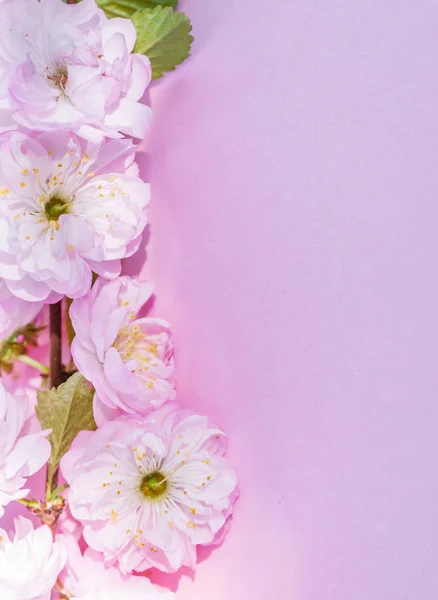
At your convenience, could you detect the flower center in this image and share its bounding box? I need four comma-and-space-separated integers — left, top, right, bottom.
115, 325, 159, 368
47, 64, 68, 92
140, 471, 168, 499
44, 193, 70, 221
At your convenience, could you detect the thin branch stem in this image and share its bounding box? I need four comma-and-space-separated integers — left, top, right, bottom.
49, 300, 64, 497
49, 483, 69, 502
17, 498, 40, 508
49, 302, 63, 389
16, 354, 49, 375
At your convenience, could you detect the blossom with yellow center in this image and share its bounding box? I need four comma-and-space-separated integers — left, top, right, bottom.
0, 131, 149, 302
70, 276, 175, 422
61, 403, 239, 574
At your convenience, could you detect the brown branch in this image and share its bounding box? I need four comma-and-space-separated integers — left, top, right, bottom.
49, 302, 63, 389
48, 301, 64, 496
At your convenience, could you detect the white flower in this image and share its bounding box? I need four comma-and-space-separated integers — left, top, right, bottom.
0, 383, 50, 516
59, 535, 175, 600
0, 517, 66, 600
0, 0, 151, 141
61, 403, 239, 574
0, 131, 149, 301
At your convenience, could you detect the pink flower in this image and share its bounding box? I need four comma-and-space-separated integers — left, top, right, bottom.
0, 284, 42, 341
58, 535, 175, 600
0, 383, 51, 516
57, 495, 83, 543
0, 517, 66, 600
0, 363, 42, 403
70, 277, 175, 421
0, 0, 151, 141
0, 131, 149, 302
61, 403, 238, 573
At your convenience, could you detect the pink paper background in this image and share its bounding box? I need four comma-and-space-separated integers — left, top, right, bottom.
3, 1, 438, 598
137, 0, 438, 597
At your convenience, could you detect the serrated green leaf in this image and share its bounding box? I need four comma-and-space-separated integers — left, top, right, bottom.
96, 0, 177, 19
36, 373, 96, 494
132, 6, 193, 79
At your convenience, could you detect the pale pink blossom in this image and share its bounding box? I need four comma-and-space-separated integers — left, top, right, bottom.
0, 284, 42, 342
0, 517, 66, 600
61, 403, 238, 573
0, 0, 151, 141
0, 131, 149, 302
57, 496, 83, 543
0, 383, 50, 515
1, 363, 42, 403
70, 277, 174, 421
58, 535, 175, 600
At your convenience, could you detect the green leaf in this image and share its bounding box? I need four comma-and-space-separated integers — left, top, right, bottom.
132, 6, 193, 79
96, 0, 177, 19
36, 373, 96, 495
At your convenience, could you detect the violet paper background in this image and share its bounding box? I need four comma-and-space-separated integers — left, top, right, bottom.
3, 0, 438, 598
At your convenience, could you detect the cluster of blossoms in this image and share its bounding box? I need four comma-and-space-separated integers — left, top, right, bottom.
0, 0, 238, 598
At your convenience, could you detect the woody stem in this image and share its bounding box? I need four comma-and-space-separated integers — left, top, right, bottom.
49, 302, 63, 389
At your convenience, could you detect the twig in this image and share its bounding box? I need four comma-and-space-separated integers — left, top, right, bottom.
16, 354, 49, 375
49, 302, 63, 389
26, 496, 66, 537
48, 301, 64, 496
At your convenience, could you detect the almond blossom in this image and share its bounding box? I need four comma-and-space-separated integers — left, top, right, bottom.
58, 535, 175, 600
0, 517, 66, 600
0, 131, 149, 302
57, 497, 83, 543
70, 276, 175, 421
0, 361, 42, 402
61, 403, 239, 573
0, 383, 50, 515
0, 0, 151, 141
0, 284, 42, 343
